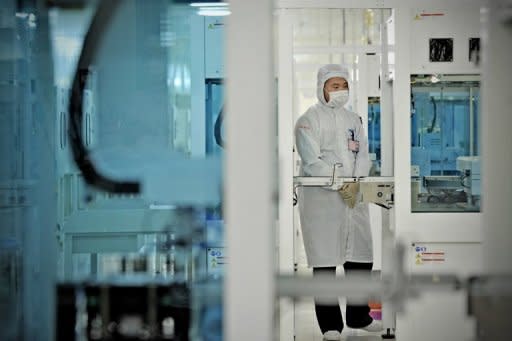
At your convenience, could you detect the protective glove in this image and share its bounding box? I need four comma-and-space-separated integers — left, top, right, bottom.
338, 182, 360, 208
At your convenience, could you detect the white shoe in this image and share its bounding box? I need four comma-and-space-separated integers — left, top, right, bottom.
360, 319, 383, 332
322, 330, 342, 340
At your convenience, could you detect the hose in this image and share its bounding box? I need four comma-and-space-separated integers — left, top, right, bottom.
68, 0, 140, 193
214, 107, 225, 148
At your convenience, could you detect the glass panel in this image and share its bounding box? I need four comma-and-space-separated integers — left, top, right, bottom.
411, 74, 481, 212
293, 9, 392, 48
1, 1, 55, 338
2, 0, 227, 339
293, 9, 334, 47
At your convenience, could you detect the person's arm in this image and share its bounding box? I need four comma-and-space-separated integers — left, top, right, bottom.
295, 115, 334, 176
353, 118, 371, 176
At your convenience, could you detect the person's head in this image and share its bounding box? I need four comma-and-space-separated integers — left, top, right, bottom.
323, 77, 349, 102
316, 64, 351, 108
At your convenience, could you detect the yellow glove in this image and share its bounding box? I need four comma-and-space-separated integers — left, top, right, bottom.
338, 182, 360, 208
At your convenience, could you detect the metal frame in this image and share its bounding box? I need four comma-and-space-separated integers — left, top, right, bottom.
380, 14, 394, 176
190, 14, 207, 158
480, 1, 512, 275
277, 8, 296, 341
225, 1, 275, 340
60, 209, 177, 277
276, 4, 397, 340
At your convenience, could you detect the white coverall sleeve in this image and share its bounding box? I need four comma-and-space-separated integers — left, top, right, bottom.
353, 120, 371, 176
295, 115, 333, 176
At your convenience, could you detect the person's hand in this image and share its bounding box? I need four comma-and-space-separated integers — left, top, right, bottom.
348, 140, 359, 152
338, 182, 360, 208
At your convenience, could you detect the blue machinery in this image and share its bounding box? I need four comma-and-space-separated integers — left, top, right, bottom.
1, 1, 226, 340
368, 77, 481, 213
57, 2, 226, 340
410, 75, 481, 212
365, 76, 480, 212
368, 97, 381, 175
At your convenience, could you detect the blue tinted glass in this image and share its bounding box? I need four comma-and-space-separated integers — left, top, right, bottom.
410, 75, 480, 212
368, 98, 381, 175
1, 1, 227, 340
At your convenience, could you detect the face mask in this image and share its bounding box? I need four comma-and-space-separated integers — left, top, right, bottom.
327, 90, 349, 107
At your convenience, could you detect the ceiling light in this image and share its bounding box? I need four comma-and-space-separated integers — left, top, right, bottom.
197, 8, 231, 16
190, 2, 228, 7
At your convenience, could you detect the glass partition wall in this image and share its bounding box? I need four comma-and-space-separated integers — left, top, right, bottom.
1, 1, 227, 340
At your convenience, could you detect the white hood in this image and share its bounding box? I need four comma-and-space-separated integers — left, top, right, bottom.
316, 64, 352, 106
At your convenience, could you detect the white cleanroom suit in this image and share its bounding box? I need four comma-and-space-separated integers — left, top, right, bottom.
295, 64, 372, 267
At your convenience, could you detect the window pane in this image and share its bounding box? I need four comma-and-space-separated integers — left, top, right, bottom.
411, 75, 481, 212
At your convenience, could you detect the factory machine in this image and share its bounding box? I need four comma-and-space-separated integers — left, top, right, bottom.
55, 2, 227, 340
1, 1, 227, 340
3, 2, 509, 341
410, 75, 481, 212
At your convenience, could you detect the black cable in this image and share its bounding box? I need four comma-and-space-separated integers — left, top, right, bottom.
214, 107, 225, 148
427, 96, 437, 133
68, 0, 140, 193
293, 185, 298, 206
375, 202, 391, 210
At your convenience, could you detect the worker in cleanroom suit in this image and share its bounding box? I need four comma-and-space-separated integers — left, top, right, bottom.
295, 64, 382, 340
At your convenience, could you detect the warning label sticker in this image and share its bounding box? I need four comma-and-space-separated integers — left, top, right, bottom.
414, 245, 446, 265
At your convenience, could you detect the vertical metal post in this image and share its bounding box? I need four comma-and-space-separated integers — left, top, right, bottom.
381, 207, 396, 336
357, 54, 369, 125
277, 8, 295, 341
469, 86, 474, 156
190, 14, 206, 158
480, 3, 512, 275
392, 7, 412, 231
225, 1, 275, 340
380, 13, 394, 177
30, 4, 58, 339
